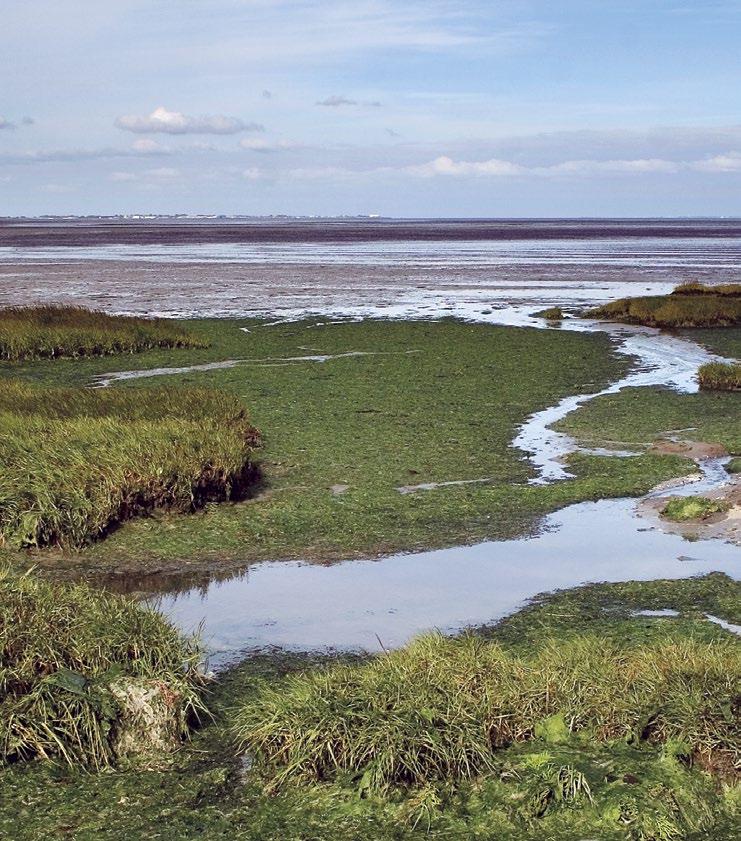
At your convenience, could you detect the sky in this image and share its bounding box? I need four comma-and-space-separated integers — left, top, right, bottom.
1, 0, 740, 217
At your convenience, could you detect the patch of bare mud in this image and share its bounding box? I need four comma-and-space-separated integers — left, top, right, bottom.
649, 439, 728, 459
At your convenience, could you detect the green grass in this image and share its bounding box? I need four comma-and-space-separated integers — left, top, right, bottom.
0, 318, 694, 571
698, 361, 741, 391
587, 288, 741, 328
1, 575, 738, 840
556, 385, 741, 456
0, 381, 260, 549
234, 634, 739, 793
727, 458, 741, 474
0, 568, 206, 769
681, 326, 741, 358
0, 305, 206, 361
660, 496, 730, 522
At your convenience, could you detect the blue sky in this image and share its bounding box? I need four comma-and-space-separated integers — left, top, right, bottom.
2, 0, 740, 216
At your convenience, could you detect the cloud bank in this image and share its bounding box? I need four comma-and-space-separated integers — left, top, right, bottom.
115, 106, 263, 135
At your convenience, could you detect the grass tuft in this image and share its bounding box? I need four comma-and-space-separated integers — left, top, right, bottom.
0, 382, 260, 549
0, 568, 207, 768
534, 306, 564, 320
660, 495, 730, 522
671, 281, 741, 297
0, 305, 207, 361
234, 633, 740, 793
587, 287, 741, 328
698, 360, 741, 391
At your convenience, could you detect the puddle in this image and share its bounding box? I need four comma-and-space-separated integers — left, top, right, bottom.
155, 491, 739, 669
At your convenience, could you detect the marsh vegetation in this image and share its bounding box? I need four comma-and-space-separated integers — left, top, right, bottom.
0, 318, 696, 572
0, 381, 260, 549
698, 361, 741, 391
660, 496, 730, 522
235, 633, 739, 792
588, 282, 741, 328
0, 305, 206, 361
1, 575, 738, 840
0, 568, 206, 769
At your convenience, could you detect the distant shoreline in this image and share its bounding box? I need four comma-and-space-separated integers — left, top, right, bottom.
2, 217, 741, 248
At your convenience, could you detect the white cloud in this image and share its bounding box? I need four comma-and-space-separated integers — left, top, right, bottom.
406, 155, 525, 177
110, 171, 138, 182
316, 95, 357, 107
239, 137, 300, 152
131, 138, 167, 153
115, 106, 263, 135
277, 150, 741, 182
691, 151, 741, 172
287, 165, 355, 179
41, 183, 74, 193
315, 95, 382, 108
542, 158, 681, 176
242, 167, 264, 180
146, 166, 180, 178
0, 145, 173, 164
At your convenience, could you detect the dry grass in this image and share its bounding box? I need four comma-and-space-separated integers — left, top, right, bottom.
0, 305, 206, 361
698, 361, 741, 391
671, 281, 741, 297
0, 567, 207, 768
534, 306, 564, 320
0, 382, 260, 549
588, 283, 741, 328
234, 633, 740, 792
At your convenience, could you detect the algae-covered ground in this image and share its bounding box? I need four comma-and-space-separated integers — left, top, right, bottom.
1, 574, 738, 841
0, 318, 695, 574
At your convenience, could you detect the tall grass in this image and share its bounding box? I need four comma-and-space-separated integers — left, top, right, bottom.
698, 361, 741, 391
0, 382, 260, 549
234, 633, 740, 792
0, 305, 207, 361
671, 281, 741, 297
588, 291, 741, 328
0, 568, 206, 767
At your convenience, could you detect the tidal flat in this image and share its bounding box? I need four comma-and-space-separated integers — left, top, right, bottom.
0, 317, 710, 577
0, 249, 739, 840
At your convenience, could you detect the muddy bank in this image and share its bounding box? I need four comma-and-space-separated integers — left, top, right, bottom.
639, 454, 741, 546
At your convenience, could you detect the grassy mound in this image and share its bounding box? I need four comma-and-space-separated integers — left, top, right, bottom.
234, 633, 740, 793
660, 495, 730, 522
0, 305, 207, 361
588, 283, 741, 328
0, 382, 260, 549
727, 458, 741, 474
534, 306, 564, 320
698, 360, 741, 391
672, 281, 741, 297
0, 568, 206, 768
